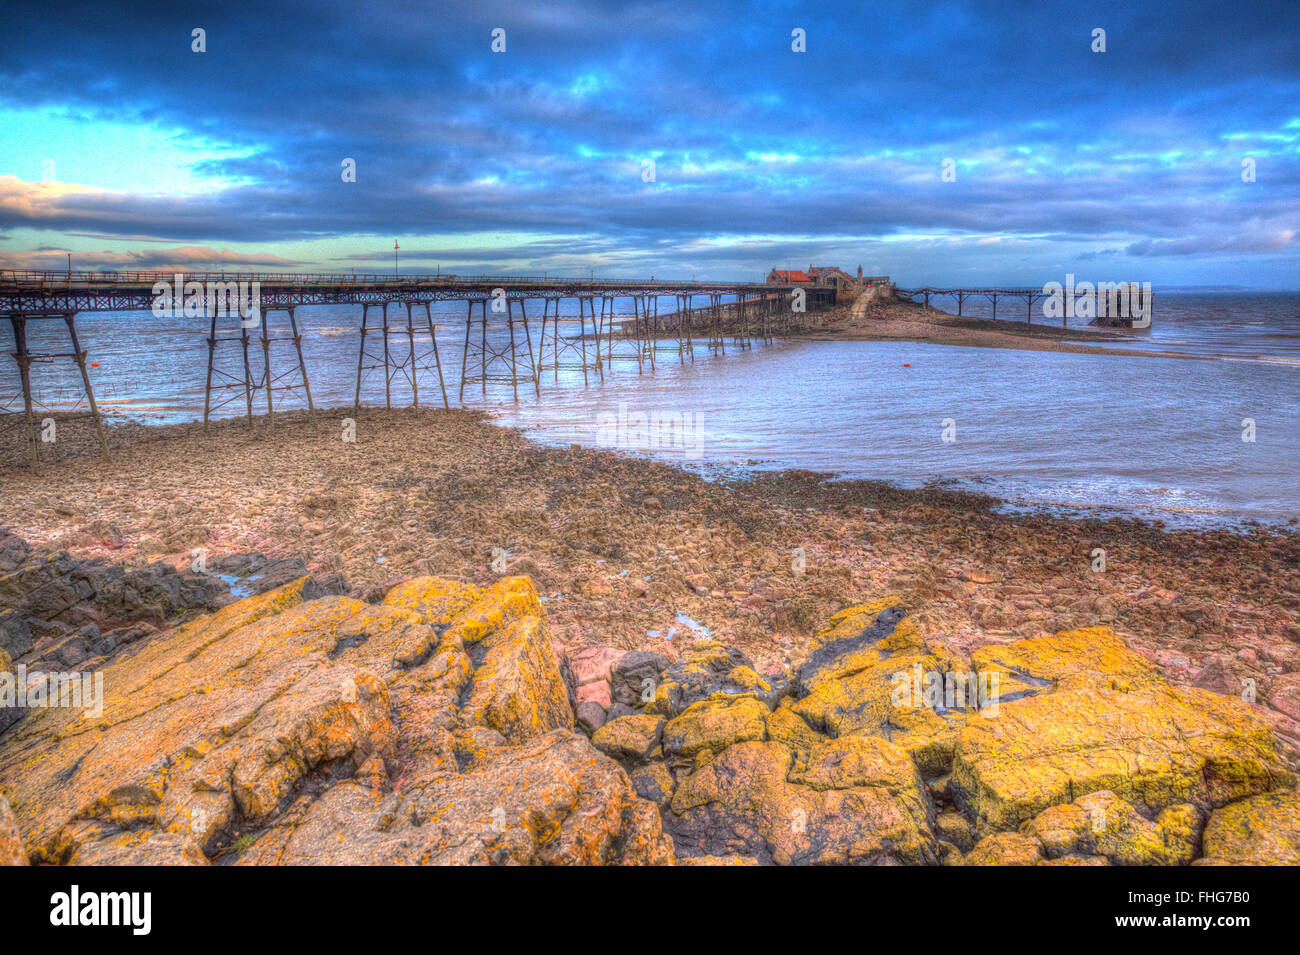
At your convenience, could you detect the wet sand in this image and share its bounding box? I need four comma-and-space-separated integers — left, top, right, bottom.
2, 408, 1297, 759
801, 294, 1204, 360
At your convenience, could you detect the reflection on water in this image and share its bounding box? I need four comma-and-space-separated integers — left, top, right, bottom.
3, 292, 1297, 529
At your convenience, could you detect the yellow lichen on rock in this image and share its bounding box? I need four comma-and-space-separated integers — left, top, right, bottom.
1198, 790, 1300, 865
593, 714, 665, 761
0, 574, 671, 866
670, 739, 937, 865
970, 626, 1162, 692
954, 631, 1293, 835
662, 696, 768, 757
462, 610, 574, 743
1022, 789, 1201, 865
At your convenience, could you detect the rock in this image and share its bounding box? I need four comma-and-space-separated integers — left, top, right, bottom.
963, 831, 1044, 866
0, 609, 32, 659
456, 579, 574, 743
766, 702, 828, 757
1268, 672, 1300, 722
570, 645, 625, 686
0, 530, 29, 572
1022, 790, 1201, 865
630, 763, 676, 807
955, 628, 1294, 835
934, 808, 974, 852
662, 696, 768, 758
0, 575, 671, 865
669, 740, 938, 865
0, 794, 29, 865
592, 714, 665, 761
789, 598, 968, 777
575, 701, 608, 734
577, 679, 612, 710
644, 641, 786, 716
0, 648, 21, 735
610, 651, 669, 707
1192, 655, 1240, 696
1199, 790, 1300, 865
789, 735, 919, 791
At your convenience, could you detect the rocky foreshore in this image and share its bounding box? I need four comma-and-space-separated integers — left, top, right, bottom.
1, 408, 1298, 864
1, 567, 1296, 865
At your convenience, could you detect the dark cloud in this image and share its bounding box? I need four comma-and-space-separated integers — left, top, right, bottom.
0, 0, 1297, 283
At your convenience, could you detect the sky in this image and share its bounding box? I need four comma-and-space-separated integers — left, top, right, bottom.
0, 0, 1297, 287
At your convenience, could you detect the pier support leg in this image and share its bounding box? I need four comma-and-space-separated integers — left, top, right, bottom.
405, 302, 420, 409
459, 301, 472, 403
519, 299, 540, 397
422, 302, 450, 410
354, 303, 371, 415
505, 299, 520, 402
382, 302, 392, 409
61, 313, 108, 459
240, 317, 254, 427
203, 310, 217, 430
261, 311, 275, 425
287, 306, 315, 417
8, 316, 38, 466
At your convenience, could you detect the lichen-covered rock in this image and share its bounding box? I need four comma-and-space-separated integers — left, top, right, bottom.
766, 702, 829, 760
0, 794, 27, 865
593, 714, 665, 761
630, 762, 676, 807
1022, 790, 1202, 865
789, 599, 970, 777
0, 575, 671, 865
461, 611, 575, 742
236, 729, 671, 865
669, 739, 937, 865
934, 807, 974, 852
954, 630, 1293, 835
1198, 790, 1300, 865
662, 696, 768, 758
963, 831, 1044, 866
641, 641, 786, 716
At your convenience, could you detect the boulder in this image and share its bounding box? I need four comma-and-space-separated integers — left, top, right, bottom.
1022, 789, 1202, 865
662, 696, 768, 758
669, 739, 937, 865
593, 714, 665, 761
954, 629, 1293, 835
1199, 790, 1300, 865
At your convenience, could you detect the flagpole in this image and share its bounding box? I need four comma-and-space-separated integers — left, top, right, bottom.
394, 240, 399, 280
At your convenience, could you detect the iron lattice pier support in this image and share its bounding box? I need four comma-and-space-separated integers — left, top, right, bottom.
536, 296, 604, 386
257, 305, 315, 426
406, 301, 450, 410
203, 307, 257, 429
732, 293, 754, 350
352, 301, 451, 414
3, 311, 109, 464
673, 294, 696, 364
458, 297, 540, 402
601, 294, 650, 374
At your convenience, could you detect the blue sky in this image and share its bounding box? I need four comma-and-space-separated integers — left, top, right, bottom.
0, 0, 1297, 286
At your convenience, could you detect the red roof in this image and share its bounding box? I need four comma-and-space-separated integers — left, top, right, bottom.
771, 269, 810, 282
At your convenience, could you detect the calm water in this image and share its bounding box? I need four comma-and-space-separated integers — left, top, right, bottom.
3, 292, 1297, 529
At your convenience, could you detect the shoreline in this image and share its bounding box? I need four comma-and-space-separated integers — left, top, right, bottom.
798, 294, 1214, 360
3, 407, 1298, 757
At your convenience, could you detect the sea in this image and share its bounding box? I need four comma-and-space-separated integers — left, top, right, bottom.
3, 290, 1296, 530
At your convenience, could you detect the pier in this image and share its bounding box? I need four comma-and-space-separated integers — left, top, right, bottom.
0, 270, 835, 466
894, 285, 1153, 326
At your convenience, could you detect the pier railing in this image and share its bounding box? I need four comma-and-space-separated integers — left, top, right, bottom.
0, 269, 785, 290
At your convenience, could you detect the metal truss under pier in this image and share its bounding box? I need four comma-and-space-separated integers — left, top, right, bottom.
1, 270, 835, 466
